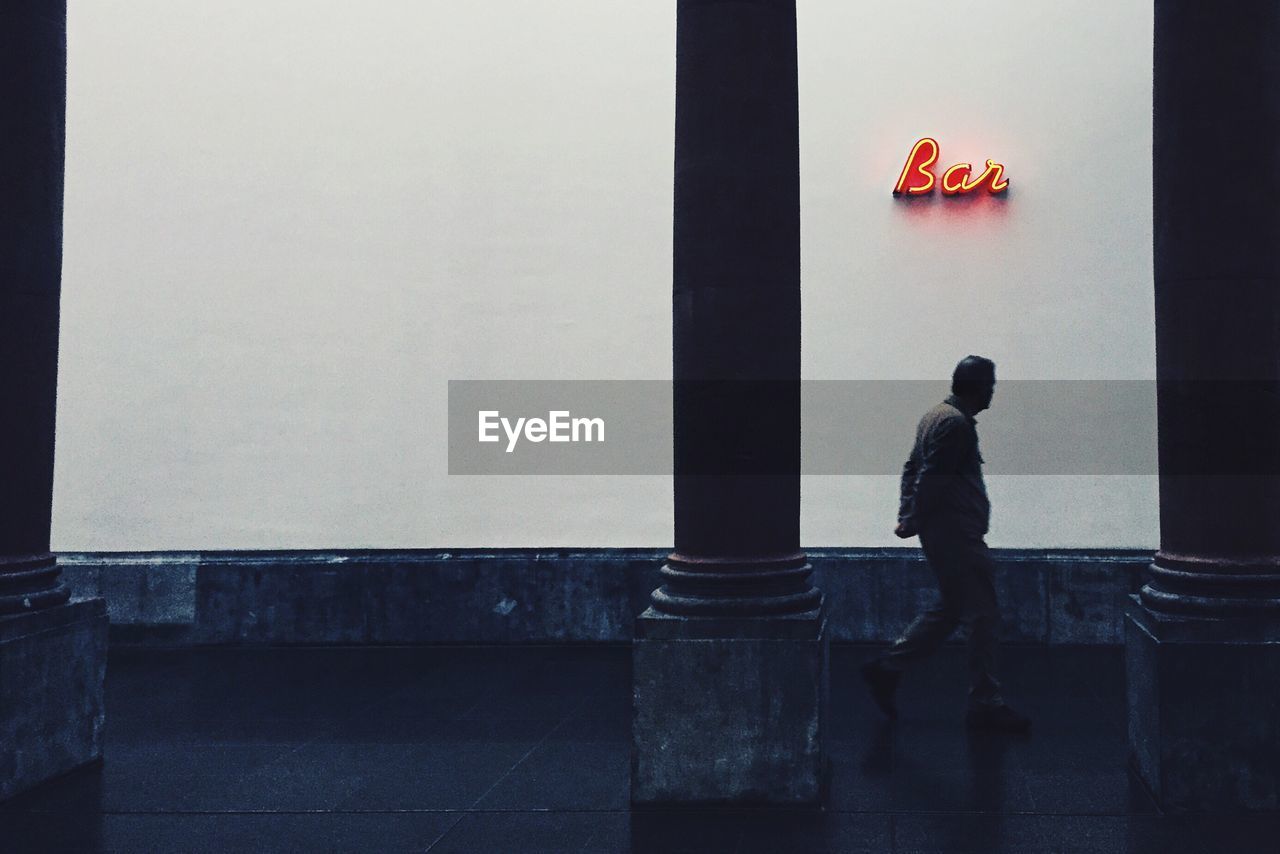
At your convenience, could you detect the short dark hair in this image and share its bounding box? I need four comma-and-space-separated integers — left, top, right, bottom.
951, 355, 996, 395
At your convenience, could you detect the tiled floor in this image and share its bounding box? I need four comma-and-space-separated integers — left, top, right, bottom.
2, 644, 1277, 852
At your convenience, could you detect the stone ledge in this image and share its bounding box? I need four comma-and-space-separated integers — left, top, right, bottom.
55, 548, 1149, 646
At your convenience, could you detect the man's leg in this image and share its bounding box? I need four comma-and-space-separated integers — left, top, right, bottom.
883, 604, 959, 670
888, 530, 969, 668
956, 540, 1002, 707
955, 536, 1030, 732
965, 615, 1003, 707
861, 544, 963, 718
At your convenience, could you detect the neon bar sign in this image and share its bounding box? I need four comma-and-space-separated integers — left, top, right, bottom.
893, 137, 1009, 196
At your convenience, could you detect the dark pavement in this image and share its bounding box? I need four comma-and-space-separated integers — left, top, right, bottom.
1, 644, 1277, 853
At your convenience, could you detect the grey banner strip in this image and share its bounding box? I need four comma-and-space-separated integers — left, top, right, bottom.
449, 380, 1161, 475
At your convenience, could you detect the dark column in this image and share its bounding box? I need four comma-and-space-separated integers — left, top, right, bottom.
0, 0, 71, 615
1126, 0, 1280, 811
652, 0, 819, 620
631, 0, 827, 804
0, 0, 107, 803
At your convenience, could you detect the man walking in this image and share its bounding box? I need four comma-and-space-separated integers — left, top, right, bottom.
861, 355, 1031, 732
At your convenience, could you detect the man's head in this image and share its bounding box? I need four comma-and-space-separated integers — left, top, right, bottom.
951, 355, 996, 413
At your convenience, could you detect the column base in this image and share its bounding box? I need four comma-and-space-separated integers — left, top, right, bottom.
0, 598, 108, 802
0, 554, 71, 615
631, 607, 828, 804
1126, 597, 1280, 811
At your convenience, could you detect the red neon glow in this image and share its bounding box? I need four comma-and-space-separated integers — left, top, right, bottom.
961, 159, 1010, 193
941, 163, 971, 195
893, 140, 1009, 196
893, 137, 939, 195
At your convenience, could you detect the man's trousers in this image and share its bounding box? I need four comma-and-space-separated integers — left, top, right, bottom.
883, 526, 1003, 706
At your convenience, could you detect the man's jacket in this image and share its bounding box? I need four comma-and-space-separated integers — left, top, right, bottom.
898, 394, 990, 536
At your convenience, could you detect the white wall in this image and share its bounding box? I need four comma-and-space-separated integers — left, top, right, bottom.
797, 1, 1157, 547
53, 0, 1156, 550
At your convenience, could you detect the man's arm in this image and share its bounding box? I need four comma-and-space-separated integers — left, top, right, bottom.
897, 452, 920, 534
910, 415, 967, 523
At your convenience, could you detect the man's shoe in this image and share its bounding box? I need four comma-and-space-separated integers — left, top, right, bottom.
860, 660, 902, 720
965, 702, 1031, 733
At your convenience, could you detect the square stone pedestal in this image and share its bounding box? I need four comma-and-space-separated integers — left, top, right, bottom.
1, 598, 108, 802
1126, 598, 1280, 811
631, 607, 828, 804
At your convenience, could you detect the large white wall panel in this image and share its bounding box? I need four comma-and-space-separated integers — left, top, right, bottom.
54, 1, 1154, 549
